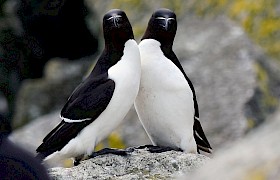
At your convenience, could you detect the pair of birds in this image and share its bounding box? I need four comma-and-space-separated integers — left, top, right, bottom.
36, 8, 212, 167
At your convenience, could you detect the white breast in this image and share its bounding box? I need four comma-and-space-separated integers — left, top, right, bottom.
135, 39, 196, 153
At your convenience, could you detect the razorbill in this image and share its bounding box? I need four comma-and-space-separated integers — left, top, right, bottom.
36, 9, 141, 167
134, 8, 212, 153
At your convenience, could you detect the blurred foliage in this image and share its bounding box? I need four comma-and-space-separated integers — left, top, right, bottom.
107, 0, 190, 38
106, 0, 280, 60
0, 1, 6, 17
189, 0, 280, 60
254, 62, 278, 107
108, 0, 149, 39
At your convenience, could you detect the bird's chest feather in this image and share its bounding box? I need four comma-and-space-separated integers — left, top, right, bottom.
109, 39, 141, 92
139, 40, 189, 93
137, 39, 194, 121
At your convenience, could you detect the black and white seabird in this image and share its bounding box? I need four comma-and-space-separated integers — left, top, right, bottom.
36, 9, 141, 167
134, 8, 212, 153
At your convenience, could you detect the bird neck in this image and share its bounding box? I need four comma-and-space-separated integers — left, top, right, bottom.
105, 42, 125, 52
90, 47, 124, 77
142, 30, 175, 50
104, 29, 133, 52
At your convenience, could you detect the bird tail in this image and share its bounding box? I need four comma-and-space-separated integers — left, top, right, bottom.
193, 118, 212, 153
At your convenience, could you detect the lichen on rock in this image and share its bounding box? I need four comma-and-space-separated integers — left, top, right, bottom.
48, 148, 210, 180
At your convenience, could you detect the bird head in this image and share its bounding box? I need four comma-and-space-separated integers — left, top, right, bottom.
142, 8, 177, 47
103, 9, 134, 47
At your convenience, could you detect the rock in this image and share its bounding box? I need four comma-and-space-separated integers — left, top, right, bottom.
176, 16, 257, 148
9, 111, 61, 154
183, 106, 280, 180
9, 110, 208, 180
245, 56, 280, 125
48, 149, 209, 179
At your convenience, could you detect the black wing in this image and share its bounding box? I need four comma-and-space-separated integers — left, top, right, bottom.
61, 73, 115, 120
36, 73, 115, 157
36, 121, 88, 158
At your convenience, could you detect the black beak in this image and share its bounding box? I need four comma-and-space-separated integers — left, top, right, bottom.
156, 17, 175, 31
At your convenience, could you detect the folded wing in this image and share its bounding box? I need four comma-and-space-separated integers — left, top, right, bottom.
36, 73, 115, 157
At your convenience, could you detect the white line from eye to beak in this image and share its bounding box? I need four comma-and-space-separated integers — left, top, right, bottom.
155, 17, 175, 21
155, 17, 175, 30
106, 15, 122, 21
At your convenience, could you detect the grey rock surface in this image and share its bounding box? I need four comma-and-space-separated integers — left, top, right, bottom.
183, 106, 280, 180
176, 16, 256, 148
48, 149, 209, 180
9, 111, 61, 154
